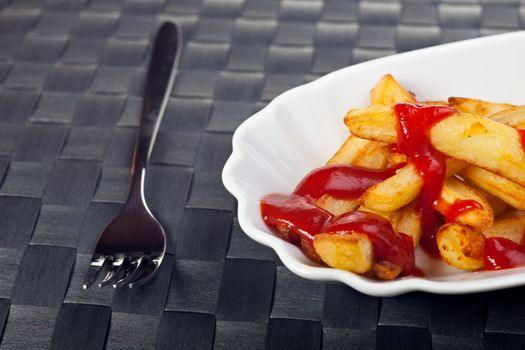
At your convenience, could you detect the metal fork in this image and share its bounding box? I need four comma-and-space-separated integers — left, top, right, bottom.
82, 22, 181, 289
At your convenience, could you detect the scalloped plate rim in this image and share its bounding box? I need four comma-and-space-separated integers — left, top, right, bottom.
222, 31, 525, 296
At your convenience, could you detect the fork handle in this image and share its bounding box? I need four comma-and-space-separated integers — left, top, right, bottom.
128, 23, 180, 203
131, 23, 180, 177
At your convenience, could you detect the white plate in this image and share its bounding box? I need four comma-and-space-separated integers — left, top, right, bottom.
222, 31, 525, 296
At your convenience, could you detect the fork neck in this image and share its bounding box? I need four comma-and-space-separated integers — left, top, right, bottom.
127, 165, 147, 209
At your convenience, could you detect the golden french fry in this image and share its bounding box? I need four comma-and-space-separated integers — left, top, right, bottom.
460, 165, 525, 211
344, 106, 397, 143
360, 202, 422, 247
370, 74, 416, 106
487, 105, 525, 128
421, 100, 449, 106
373, 261, 403, 280
435, 177, 493, 228
313, 233, 373, 274
360, 158, 467, 213
315, 195, 359, 216
387, 150, 407, 166
481, 215, 525, 244
430, 114, 525, 186
468, 185, 509, 217
324, 133, 390, 215
391, 202, 422, 247
327, 135, 389, 169
448, 97, 514, 117
346, 108, 525, 186
436, 223, 485, 271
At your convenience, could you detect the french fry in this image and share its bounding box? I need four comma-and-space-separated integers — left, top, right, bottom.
421, 100, 449, 106
435, 176, 493, 228
391, 202, 422, 247
436, 223, 485, 271
345, 108, 525, 186
387, 149, 407, 166
448, 97, 514, 117
323, 132, 391, 215
481, 215, 525, 244
370, 74, 416, 106
344, 106, 397, 143
459, 165, 525, 211
467, 185, 509, 217
313, 233, 373, 274
373, 261, 403, 280
327, 135, 389, 169
430, 113, 525, 186
487, 105, 525, 128
315, 195, 359, 216
360, 158, 467, 213
360, 202, 422, 247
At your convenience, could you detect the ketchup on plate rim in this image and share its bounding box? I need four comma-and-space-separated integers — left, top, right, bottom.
484, 236, 525, 271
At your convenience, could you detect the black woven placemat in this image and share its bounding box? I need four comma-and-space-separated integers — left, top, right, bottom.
0, 0, 524, 349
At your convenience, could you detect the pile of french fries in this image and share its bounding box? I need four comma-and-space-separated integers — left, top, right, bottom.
311, 74, 525, 279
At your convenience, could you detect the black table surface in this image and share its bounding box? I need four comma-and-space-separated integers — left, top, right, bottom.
0, 0, 525, 349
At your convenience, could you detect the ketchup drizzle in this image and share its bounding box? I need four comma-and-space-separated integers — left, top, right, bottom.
393, 103, 456, 256
323, 211, 415, 274
260, 193, 331, 243
440, 199, 483, 223
260, 164, 415, 275
484, 237, 525, 270
293, 164, 402, 201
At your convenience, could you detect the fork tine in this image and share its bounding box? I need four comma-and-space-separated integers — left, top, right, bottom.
82, 256, 110, 289
128, 256, 158, 289
98, 258, 121, 288
110, 256, 132, 287
113, 257, 143, 288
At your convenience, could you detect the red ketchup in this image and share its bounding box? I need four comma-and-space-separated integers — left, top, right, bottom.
484, 237, 525, 270
260, 164, 416, 276
260, 193, 331, 243
323, 211, 415, 275
393, 103, 456, 256
440, 199, 483, 223
293, 164, 402, 201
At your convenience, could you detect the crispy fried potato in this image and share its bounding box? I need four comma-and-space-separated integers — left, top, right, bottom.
373, 261, 403, 280
430, 114, 525, 186
467, 185, 509, 217
360, 163, 421, 212
360, 158, 467, 212
327, 135, 389, 169
482, 215, 525, 244
370, 74, 416, 106
387, 149, 407, 166
436, 223, 485, 271
448, 97, 514, 117
313, 233, 373, 274
300, 237, 323, 264
315, 195, 359, 216
344, 106, 397, 143
360, 202, 422, 247
460, 166, 525, 211
487, 105, 525, 128
391, 202, 422, 247
346, 108, 525, 186
421, 100, 449, 106
435, 177, 493, 228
